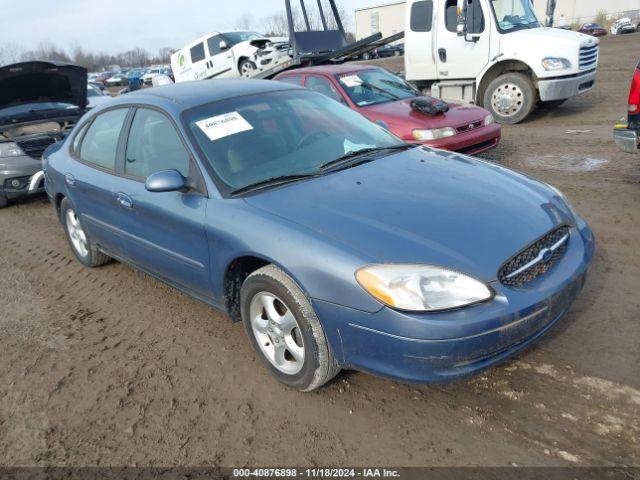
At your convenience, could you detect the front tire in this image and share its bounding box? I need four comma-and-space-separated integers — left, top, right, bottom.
0, 195, 7, 209
60, 198, 110, 268
241, 265, 340, 391
239, 59, 257, 78
483, 73, 536, 124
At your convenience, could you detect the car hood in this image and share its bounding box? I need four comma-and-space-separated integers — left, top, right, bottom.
245, 149, 572, 282
0, 61, 87, 111
361, 98, 488, 129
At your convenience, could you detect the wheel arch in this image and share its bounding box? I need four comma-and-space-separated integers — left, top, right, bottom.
476, 60, 537, 107
223, 254, 311, 323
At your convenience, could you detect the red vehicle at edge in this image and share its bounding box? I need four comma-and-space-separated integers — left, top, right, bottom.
578, 23, 608, 37
275, 64, 501, 155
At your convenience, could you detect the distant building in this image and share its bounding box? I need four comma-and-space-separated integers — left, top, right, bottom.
354, 0, 640, 40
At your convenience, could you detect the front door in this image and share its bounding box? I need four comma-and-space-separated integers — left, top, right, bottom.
111, 107, 212, 298
436, 0, 491, 80
206, 35, 235, 79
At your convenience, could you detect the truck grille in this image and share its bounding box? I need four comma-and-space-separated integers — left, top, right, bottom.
498, 226, 570, 288
579, 44, 599, 70
16, 136, 59, 159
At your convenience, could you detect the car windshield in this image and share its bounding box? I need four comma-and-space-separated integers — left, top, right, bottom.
223, 32, 264, 45
0, 102, 79, 117
337, 69, 420, 107
490, 0, 540, 33
87, 85, 104, 97
184, 89, 402, 193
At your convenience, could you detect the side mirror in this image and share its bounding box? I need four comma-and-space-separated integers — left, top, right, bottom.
456, 0, 467, 37
145, 169, 186, 193
219, 41, 228, 51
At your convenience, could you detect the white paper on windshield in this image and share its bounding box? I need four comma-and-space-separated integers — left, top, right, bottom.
344, 139, 375, 154
196, 112, 253, 141
340, 75, 363, 88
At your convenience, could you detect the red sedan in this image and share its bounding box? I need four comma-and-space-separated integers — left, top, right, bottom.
578, 23, 608, 37
275, 65, 501, 155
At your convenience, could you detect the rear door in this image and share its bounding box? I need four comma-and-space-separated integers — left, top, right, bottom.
69, 107, 130, 256
109, 107, 212, 298
436, 0, 490, 79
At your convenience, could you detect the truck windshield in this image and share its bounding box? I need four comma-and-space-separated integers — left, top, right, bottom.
490, 0, 541, 33
223, 32, 264, 45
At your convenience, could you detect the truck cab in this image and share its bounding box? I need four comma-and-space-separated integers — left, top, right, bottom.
404, 0, 599, 123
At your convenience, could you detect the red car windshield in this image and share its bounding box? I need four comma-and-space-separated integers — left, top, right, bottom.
337, 69, 420, 107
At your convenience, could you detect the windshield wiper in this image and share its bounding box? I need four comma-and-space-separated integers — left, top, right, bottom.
319, 144, 417, 172
230, 173, 317, 196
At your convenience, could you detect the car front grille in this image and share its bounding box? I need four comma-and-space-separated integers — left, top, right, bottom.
498, 226, 571, 288
456, 120, 483, 133
579, 44, 599, 70
16, 136, 59, 159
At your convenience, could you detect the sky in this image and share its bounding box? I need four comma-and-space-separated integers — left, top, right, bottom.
2, 0, 386, 55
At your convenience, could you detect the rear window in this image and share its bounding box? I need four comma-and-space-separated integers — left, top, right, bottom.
190, 43, 206, 63
410, 0, 433, 32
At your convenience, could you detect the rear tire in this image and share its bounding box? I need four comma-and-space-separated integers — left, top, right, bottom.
60, 198, 111, 268
241, 265, 340, 392
483, 72, 536, 124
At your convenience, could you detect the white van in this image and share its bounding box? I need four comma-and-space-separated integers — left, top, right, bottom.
171, 31, 290, 82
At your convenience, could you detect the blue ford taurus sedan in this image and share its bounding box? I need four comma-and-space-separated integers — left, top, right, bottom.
43, 80, 594, 391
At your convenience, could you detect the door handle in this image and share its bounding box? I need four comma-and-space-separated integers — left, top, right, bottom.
65, 173, 76, 187
438, 48, 447, 63
116, 193, 133, 209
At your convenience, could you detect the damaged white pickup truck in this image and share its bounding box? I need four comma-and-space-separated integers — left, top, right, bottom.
0, 61, 87, 208
171, 31, 292, 82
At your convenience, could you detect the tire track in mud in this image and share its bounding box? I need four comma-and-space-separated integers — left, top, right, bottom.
0, 202, 638, 466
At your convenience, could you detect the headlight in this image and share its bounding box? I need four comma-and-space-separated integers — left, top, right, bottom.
483, 114, 495, 126
0, 142, 25, 158
356, 264, 493, 312
547, 183, 579, 220
542, 57, 571, 71
412, 127, 456, 141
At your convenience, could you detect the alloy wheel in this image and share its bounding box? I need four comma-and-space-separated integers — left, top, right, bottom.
65, 209, 89, 258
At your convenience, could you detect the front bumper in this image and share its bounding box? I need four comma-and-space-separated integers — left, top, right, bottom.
538, 70, 597, 101
0, 157, 45, 200
312, 220, 595, 384
418, 123, 502, 156
613, 125, 639, 154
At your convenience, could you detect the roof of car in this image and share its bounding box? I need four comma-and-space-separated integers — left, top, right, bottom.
116, 79, 302, 109
277, 64, 380, 76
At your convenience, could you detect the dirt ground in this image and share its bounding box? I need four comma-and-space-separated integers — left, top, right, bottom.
1, 34, 639, 468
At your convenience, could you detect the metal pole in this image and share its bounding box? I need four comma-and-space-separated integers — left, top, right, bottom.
300, 0, 311, 31
317, 0, 328, 30
327, 0, 345, 34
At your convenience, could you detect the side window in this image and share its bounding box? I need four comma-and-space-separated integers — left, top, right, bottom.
304, 76, 344, 104
79, 109, 128, 170
72, 121, 90, 154
278, 75, 303, 85
190, 42, 206, 63
125, 108, 190, 179
446, 0, 484, 33
410, 0, 433, 32
207, 35, 223, 56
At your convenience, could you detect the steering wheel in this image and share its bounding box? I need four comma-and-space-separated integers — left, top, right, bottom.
296, 131, 330, 150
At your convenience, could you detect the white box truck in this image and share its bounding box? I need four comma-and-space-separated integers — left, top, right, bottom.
404, 0, 599, 123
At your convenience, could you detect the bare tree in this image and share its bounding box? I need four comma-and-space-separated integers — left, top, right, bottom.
235, 12, 256, 31
157, 47, 174, 64
0, 42, 25, 66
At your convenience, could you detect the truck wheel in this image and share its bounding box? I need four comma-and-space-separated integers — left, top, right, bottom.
240, 264, 340, 392
0, 195, 7, 209
484, 73, 536, 124
239, 59, 257, 77
539, 99, 567, 109
60, 198, 111, 268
